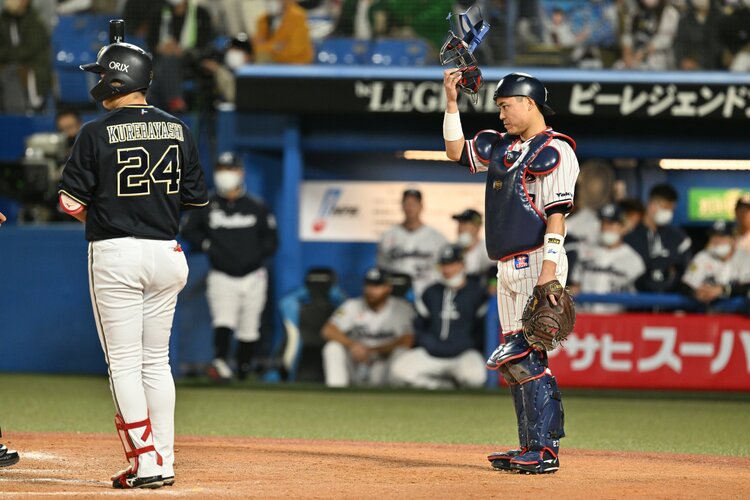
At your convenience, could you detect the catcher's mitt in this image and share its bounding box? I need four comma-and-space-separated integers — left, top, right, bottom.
521, 280, 575, 351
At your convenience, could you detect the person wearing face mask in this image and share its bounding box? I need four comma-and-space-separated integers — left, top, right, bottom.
180, 152, 278, 382
616, 0, 680, 70
200, 34, 254, 105
569, 204, 646, 313
452, 209, 495, 279
681, 220, 750, 308
389, 244, 488, 390
673, 0, 721, 70
254, 0, 313, 64
624, 184, 692, 294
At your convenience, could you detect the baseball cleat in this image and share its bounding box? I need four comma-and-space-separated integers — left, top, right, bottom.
0, 444, 20, 467
208, 358, 233, 382
487, 448, 524, 471
111, 467, 164, 489
509, 449, 559, 474
163, 476, 175, 486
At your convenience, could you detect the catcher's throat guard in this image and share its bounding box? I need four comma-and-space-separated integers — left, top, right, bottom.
439, 5, 490, 102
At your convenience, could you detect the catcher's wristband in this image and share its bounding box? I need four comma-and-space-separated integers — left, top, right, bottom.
543, 233, 565, 265
443, 111, 464, 141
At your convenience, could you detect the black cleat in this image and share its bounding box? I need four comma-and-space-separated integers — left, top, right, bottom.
0, 444, 20, 468
112, 471, 164, 489
509, 449, 559, 474
162, 476, 175, 486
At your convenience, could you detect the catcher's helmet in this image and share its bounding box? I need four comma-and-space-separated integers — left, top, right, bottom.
80, 42, 152, 102
493, 72, 555, 116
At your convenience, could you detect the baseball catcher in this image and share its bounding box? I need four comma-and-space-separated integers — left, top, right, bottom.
442, 67, 580, 474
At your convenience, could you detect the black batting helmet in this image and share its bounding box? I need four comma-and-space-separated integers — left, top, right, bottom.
80, 42, 153, 102
493, 72, 555, 116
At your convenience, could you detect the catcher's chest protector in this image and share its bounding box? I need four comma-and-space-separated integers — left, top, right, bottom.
484, 130, 572, 261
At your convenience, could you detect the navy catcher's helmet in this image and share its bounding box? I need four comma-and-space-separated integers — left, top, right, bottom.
80, 42, 153, 102
493, 72, 555, 116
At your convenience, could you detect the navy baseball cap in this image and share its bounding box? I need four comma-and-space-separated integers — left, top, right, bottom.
216, 151, 241, 167
598, 203, 624, 223
402, 188, 422, 201
709, 220, 733, 236
364, 267, 389, 285
736, 193, 750, 209
452, 208, 482, 225
438, 244, 464, 264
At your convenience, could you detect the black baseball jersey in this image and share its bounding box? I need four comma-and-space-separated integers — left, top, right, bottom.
58, 104, 208, 241
180, 193, 279, 277
624, 222, 692, 292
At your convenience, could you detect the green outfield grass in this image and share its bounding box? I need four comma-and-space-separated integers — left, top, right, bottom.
1, 374, 748, 457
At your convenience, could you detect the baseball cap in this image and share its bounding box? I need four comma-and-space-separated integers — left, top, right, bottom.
438, 244, 464, 264
736, 193, 750, 210
709, 220, 733, 236
598, 203, 624, 223
452, 208, 482, 225
216, 151, 240, 167
364, 267, 389, 285
402, 188, 422, 201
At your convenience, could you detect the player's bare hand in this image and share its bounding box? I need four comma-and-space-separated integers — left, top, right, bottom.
443, 68, 461, 105
349, 342, 371, 364
0, 211, 6, 225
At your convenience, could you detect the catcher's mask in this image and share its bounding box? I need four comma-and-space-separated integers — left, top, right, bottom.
439, 5, 490, 101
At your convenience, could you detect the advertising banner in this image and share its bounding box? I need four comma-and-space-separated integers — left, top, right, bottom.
542, 314, 750, 391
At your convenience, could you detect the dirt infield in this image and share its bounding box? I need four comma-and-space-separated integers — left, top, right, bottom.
0, 433, 748, 499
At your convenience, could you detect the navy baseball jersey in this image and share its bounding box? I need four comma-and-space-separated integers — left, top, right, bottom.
58, 104, 208, 241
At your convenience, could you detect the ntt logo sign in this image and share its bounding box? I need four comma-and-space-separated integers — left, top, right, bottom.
109, 61, 130, 72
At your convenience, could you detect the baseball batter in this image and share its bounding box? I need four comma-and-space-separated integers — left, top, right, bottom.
0, 212, 20, 468
443, 72, 579, 474
57, 33, 208, 488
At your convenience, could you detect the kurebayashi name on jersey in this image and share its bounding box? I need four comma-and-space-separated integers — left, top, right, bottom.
106, 121, 185, 144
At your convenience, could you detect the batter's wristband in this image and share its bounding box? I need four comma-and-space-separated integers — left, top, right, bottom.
543, 233, 565, 266
443, 111, 464, 141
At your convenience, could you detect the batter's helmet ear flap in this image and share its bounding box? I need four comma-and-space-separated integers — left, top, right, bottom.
81, 42, 153, 102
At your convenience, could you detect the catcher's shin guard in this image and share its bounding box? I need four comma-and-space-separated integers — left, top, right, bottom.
510, 373, 565, 474
112, 414, 163, 489
488, 382, 527, 471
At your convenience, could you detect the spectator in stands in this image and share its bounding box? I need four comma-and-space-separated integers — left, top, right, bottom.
377, 188, 448, 300
390, 244, 487, 390
569, 204, 646, 313
200, 33, 254, 105
674, 0, 721, 70
542, 7, 584, 51
332, 0, 389, 39
55, 109, 82, 153
145, 0, 215, 113
0, 0, 51, 113
717, 0, 750, 71
681, 220, 741, 305
254, 0, 314, 64
452, 209, 494, 279
736, 194, 750, 253
616, 0, 680, 70
619, 197, 646, 235
624, 184, 692, 293
123, 0, 164, 40
321, 267, 414, 388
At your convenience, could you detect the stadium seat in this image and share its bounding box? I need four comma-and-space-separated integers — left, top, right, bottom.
266, 268, 346, 382
52, 14, 119, 104
315, 38, 370, 65
368, 39, 430, 66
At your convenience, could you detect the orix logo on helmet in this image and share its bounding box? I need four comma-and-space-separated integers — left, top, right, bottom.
108, 61, 130, 73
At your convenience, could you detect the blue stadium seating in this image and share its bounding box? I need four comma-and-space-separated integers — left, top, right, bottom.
368, 39, 430, 66
315, 38, 370, 65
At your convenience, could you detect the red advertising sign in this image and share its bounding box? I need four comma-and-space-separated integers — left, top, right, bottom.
544, 314, 750, 391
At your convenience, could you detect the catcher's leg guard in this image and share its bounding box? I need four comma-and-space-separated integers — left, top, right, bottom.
510, 372, 565, 474
112, 414, 164, 489
486, 331, 531, 371
488, 381, 527, 471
